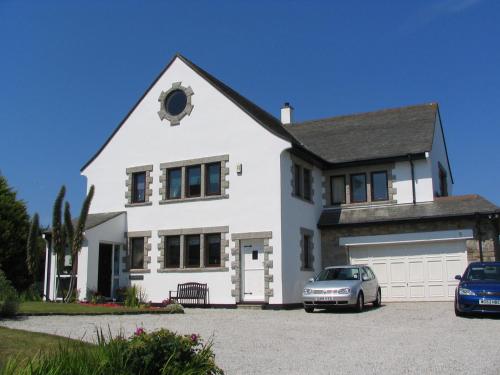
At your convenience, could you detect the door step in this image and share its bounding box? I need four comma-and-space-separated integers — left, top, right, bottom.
236, 303, 266, 310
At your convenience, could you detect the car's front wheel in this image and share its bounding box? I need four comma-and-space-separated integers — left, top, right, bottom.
355, 292, 364, 313
454, 299, 464, 317
304, 306, 314, 313
373, 289, 381, 307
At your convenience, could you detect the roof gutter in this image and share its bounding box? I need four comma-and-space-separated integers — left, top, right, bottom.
317, 211, 500, 229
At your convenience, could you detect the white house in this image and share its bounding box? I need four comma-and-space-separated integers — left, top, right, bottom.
43, 54, 500, 306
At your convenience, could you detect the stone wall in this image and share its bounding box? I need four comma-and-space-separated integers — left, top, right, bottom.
321, 217, 499, 266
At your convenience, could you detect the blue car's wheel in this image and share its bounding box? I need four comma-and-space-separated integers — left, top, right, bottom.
454, 299, 464, 317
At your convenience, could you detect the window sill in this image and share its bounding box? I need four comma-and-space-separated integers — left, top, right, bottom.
125, 202, 152, 208
157, 267, 229, 273
292, 194, 314, 205
159, 194, 229, 205
129, 269, 151, 274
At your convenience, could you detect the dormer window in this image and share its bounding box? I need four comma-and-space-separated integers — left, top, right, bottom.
371, 171, 388, 201
350, 173, 367, 203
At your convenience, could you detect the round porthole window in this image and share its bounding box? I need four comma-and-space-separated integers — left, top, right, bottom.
158, 82, 194, 126
165, 89, 187, 116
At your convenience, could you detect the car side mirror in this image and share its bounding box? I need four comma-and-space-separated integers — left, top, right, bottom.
362, 274, 369, 281
454, 275, 462, 281
308, 278, 315, 283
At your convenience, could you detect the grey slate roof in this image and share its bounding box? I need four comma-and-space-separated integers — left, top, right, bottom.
82, 211, 125, 230
318, 195, 500, 227
284, 103, 438, 164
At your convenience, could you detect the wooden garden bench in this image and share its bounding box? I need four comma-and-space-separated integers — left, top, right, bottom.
169, 282, 209, 307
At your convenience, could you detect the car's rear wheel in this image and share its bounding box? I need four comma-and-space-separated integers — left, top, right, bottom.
373, 288, 381, 307
355, 292, 364, 313
304, 306, 314, 313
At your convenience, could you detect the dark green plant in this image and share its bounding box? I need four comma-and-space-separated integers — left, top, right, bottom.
63, 185, 95, 302
1, 328, 222, 375
51, 185, 66, 299
124, 286, 139, 308
26, 213, 41, 279
0, 173, 31, 291
0, 268, 19, 317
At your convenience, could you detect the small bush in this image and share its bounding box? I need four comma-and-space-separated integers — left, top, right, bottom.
0, 269, 19, 317
164, 303, 184, 314
2, 328, 222, 375
18, 283, 42, 302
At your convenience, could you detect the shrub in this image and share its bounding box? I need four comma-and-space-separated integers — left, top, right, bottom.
164, 303, 184, 314
123, 285, 148, 308
0, 268, 19, 317
87, 290, 105, 304
18, 283, 42, 302
2, 328, 223, 375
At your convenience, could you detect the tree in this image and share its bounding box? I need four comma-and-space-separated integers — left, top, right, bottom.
26, 213, 40, 278
51, 186, 66, 299
0, 173, 30, 291
63, 185, 94, 302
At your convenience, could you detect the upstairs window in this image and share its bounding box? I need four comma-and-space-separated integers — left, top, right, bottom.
330, 175, 346, 204
205, 162, 221, 196
165, 236, 180, 268
439, 165, 448, 197
167, 168, 182, 199
132, 172, 146, 203
371, 171, 388, 201
186, 165, 201, 198
303, 168, 312, 201
205, 233, 221, 267
130, 237, 144, 269
185, 235, 200, 267
293, 164, 302, 196
350, 173, 367, 203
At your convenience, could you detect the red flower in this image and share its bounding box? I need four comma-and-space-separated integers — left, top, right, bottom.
135, 327, 145, 336
190, 333, 199, 343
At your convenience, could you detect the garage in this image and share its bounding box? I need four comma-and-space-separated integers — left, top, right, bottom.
346, 234, 470, 302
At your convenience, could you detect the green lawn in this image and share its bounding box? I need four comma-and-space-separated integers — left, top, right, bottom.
0, 326, 88, 368
18, 301, 183, 315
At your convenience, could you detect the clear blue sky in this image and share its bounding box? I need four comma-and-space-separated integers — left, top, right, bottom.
1, 0, 499, 225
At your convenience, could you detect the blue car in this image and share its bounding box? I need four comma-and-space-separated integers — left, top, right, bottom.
455, 262, 500, 316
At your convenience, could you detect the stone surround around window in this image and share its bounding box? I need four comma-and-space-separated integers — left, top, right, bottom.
156, 226, 229, 272
123, 230, 152, 273
159, 155, 229, 204
300, 227, 315, 271
290, 155, 314, 204
125, 165, 153, 207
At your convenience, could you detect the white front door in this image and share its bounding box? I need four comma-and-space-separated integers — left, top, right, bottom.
350, 240, 468, 302
241, 239, 265, 302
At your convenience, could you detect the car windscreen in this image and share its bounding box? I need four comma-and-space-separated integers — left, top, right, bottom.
464, 265, 500, 282
316, 268, 360, 281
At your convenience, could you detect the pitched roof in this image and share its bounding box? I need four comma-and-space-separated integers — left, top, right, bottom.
284, 103, 438, 164
80, 53, 300, 172
318, 195, 500, 227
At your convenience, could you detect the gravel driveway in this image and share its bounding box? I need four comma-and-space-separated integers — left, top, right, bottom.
2, 303, 499, 374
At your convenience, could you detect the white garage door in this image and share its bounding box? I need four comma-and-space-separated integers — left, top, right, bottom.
349, 240, 468, 301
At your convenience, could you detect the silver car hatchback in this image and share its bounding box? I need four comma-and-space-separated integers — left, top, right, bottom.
302, 265, 381, 313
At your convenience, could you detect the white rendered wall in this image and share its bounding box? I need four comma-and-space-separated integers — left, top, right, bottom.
77, 213, 127, 300
81, 57, 291, 304
393, 159, 434, 203
280, 151, 323, 304
430, 115, 453, 196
